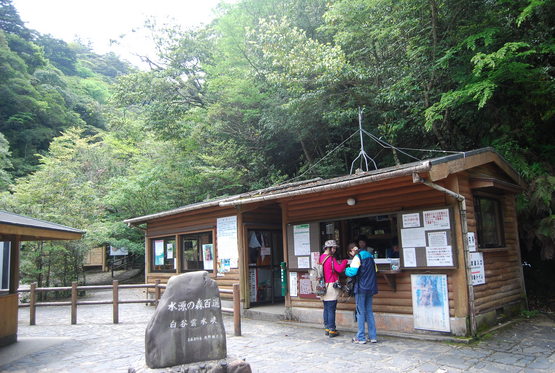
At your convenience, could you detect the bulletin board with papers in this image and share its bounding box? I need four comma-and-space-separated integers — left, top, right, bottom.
397, 207, 457, 269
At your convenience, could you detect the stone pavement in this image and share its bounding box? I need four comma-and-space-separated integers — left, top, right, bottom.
1, 288, 554, 373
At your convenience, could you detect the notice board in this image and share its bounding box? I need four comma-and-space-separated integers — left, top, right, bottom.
397, 207, 457, 269
286, 222, 321, 271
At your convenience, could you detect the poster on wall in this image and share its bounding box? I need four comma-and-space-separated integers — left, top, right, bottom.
298, 272, 316, 298
401, 227, 426, 247
218, 258, 231, 274
249, 268, 258, 302
154, 240, 164, 265
427, 231, 448, 247
425, 246, 453, 266
470, 252, 485, 285
467, 232, 477, 252
402, 213, 421, 228
166, 242, 174, 259
202, 244, 214, 271
403, 247, 417, 267
411, 274, 450, 332
311, 252, 320, 268
293, 224, 311, 256
217, 216, 239, 268
423, 209, 450, 229
289, 272, 298, 297
297, 256, 310, 268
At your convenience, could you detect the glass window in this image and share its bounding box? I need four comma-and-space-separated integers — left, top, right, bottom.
1, 242, 10, 291
151, 237, 176, 272
474, 196, 505, 248
181, 231, 213, 272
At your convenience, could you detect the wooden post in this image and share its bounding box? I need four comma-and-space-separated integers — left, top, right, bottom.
29, 282, 37, 325
71, 281, 77, 325
154, 279, 161, 308
233, 283, 241, 336
113, 280, 119, 324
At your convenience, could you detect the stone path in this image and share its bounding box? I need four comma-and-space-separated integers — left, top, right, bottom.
1, 288, 554, 372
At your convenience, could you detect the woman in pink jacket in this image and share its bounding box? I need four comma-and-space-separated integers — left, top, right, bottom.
320, 240, 348, 337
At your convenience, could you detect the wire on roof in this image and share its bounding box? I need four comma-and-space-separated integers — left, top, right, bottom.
350, 108, 378, 174
285, 130, 359, 184
281, 108, 467, 183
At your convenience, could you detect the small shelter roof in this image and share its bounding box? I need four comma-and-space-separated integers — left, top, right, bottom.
0, 211, 84, 241
125, 147, 524, 225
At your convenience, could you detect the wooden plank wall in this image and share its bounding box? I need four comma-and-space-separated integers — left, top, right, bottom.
145, 206, 240, 300
289, 272, 456, 316
242, 204, 282, 226
284, 175, 458, 316
459, 169, 524, 314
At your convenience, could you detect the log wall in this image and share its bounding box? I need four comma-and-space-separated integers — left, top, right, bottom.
458, 167, 525, 315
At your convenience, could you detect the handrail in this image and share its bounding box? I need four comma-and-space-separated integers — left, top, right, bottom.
17, 280, 241, 336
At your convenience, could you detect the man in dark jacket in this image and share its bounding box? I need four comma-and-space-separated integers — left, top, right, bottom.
346, 248, 378, 344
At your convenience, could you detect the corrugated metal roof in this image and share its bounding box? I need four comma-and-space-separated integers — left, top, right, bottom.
0, 211, 84, 234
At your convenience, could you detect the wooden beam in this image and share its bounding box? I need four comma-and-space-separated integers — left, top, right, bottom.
429, 151, 525, 188
0, 224, 82, 241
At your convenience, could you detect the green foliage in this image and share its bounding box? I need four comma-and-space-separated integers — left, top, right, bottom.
520, 309, 539, 319
1, 0, 554, 290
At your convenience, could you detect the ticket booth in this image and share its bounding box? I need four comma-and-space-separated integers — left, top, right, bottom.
127, 148, 527, 337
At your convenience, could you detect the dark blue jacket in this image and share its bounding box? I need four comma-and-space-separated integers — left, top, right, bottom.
346, 250, 378, 296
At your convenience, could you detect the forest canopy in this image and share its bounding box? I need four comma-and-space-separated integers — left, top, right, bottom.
0, 0, 553, 300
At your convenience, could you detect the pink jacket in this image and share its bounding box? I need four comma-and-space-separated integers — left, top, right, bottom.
320, 254, 347, 283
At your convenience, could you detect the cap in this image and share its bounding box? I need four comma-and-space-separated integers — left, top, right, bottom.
323, 239, 339, 248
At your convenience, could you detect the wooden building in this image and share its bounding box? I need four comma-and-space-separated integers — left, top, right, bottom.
83, 246, 107, 271
125, 148, 526, 336
0, 211, 84, 346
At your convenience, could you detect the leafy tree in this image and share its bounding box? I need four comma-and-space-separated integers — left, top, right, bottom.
0, 0, 30, 39
35, 34, 77, 75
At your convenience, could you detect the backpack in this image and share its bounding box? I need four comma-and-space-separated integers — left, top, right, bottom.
310, 254, 331, 296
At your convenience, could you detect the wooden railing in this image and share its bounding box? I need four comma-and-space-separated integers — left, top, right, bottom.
17, 280, 241, 336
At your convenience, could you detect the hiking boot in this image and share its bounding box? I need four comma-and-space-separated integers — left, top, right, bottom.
328, 330, 339, 338
351, 338, 366, 344
324, 328, 330, 336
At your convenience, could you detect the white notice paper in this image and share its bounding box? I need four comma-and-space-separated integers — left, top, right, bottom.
427, 231, 448, 247
426, 246, 453, 266
423, 209, 450, 229
289, 272, 298, 297
403, 247, 417, 267
467, 232, 477, 252
401, 227, 427, 247
297, 256, 310, 268
402, 213, 421, 228
293, 224, 311, 256
217, 216, 239, 267
311, 252, 320, 268
470, 252, 485, 285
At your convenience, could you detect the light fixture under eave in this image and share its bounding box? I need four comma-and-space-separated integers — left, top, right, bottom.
347, 198, 356, 206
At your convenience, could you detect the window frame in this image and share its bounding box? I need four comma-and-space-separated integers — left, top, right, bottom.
473, 194, 505, 249
150, 236, 176, 273
180, 230, 214, 272
1, 241, 11, 293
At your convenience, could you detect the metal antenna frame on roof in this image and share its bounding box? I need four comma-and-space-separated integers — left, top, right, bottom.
350, 108, 377, 174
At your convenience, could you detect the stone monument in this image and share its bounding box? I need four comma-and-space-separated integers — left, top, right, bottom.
145, 271, 227, 369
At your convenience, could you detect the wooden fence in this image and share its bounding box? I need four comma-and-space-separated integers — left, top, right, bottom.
17, 280, 241, 336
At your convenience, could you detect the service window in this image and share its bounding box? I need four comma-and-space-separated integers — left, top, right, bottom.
181, 231, 213, 272
474, 196, 505, 248
151, 237, 176, 272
